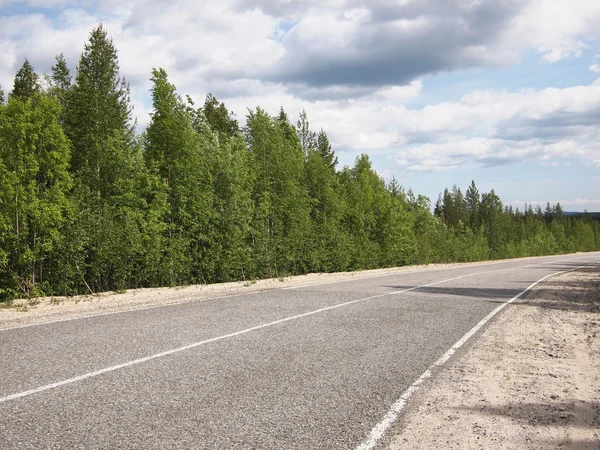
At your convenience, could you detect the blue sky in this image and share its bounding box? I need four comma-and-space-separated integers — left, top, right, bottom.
1, 0, 599, 211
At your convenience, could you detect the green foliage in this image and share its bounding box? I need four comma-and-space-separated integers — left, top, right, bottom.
144, 68, 214, 285
297, 109, 316, 157
465, 180, 480, 229
59, 23, 147, 293
245, 107, 312, 277
11, 59, 40, 101
317, 129, 338, 171
201, 93, 239, 138
49, 53, 72, 112
0, 93, 72, 299
1, 24, 598, 301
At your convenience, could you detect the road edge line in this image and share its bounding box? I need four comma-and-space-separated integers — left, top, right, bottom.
355, 264, 590, 450
2, 254, 586, 332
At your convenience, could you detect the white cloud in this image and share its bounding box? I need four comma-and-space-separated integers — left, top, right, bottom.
376, 80, 422, 102
218, 78, 600, 175
509, 0, 600, 63
387, 82, 600, 171
590, 64, 600, 73
3, 0, 600, 96
1, 0, 600, 178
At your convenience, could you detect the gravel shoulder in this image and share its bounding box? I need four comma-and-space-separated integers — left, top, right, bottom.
389, 265, 600, 449
0, 256, 555, 330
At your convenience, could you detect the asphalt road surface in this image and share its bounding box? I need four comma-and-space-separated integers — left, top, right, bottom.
1, 253, 599, 449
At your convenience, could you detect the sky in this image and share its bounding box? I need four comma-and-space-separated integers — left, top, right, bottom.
1, 0, 599, 212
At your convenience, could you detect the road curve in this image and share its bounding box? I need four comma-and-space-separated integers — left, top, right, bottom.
1, 253, 599, 449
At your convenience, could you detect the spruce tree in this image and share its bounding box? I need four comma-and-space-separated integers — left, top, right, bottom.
442, 188, 454, 225
50, 53, 72, 111
67, 23, 134, 189
317, 129, 338, 171
453, 185, 468, 225
11, 59, 40, 101
544, 202, 554, 223
480, 189, 504, 255
51, 53, 72, 90
63, 24, 144, 292
304, 138, 347, 271
465, 180, 480, 230
202, 93, 239, 138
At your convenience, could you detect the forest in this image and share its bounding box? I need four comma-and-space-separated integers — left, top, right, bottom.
1, 25, 599, 301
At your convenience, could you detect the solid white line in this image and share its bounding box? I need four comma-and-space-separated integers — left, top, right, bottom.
2, 253, 592, 331
355, 264, 589, 450
0, 260, 527, 332
282, 256, 563, 290
0, 271, 486, 404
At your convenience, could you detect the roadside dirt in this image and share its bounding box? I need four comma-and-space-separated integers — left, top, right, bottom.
389, 265, 600, 450
0, 254, 595, 331
0, 258, 535, 330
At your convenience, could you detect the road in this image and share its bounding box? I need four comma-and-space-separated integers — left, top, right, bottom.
1, 253, 599, 449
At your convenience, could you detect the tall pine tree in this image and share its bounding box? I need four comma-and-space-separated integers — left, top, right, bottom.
11, 59, 40, 101
49, 53, 72, 114
63, 24, 144, 292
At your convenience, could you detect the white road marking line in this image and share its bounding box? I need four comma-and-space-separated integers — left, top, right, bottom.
355, 264, 590, 450
0, 271, 487, 404
289, 253, 600, 290
285, 257, 584, 291
2, 253, 592, 331
522, 258, 570, 268
283, 267, 487, 290
282, 256, 566, 290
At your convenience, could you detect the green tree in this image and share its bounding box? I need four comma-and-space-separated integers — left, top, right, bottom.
66, 24, 134, 187
317, 128, 337, 171
62, 24, 146, 293
544, 202, 554, 224
189, 94, 254, 282
452, 184, 468, 225
465, 180, 480, 230
201, 93, 239, 138
339, 155, 390, 268
303, 137, 349, 271
381, 189, 415, 266
480, 189, 506, 256
0, 93, 72, 299
49, 53, 72, 112
144, 68, 215, 285
245, 107, 312, 277
11, 59, 40, 101
297, 109, 316, 157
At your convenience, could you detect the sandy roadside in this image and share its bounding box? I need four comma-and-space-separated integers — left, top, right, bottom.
0, 255, 568, 331
389, 265, 600, 449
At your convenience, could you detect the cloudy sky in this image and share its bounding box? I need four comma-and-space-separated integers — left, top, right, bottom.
2, 0, 600, 211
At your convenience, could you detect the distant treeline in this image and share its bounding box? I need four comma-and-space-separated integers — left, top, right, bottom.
1, 25, 599, 301
564, 211, 600, 219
